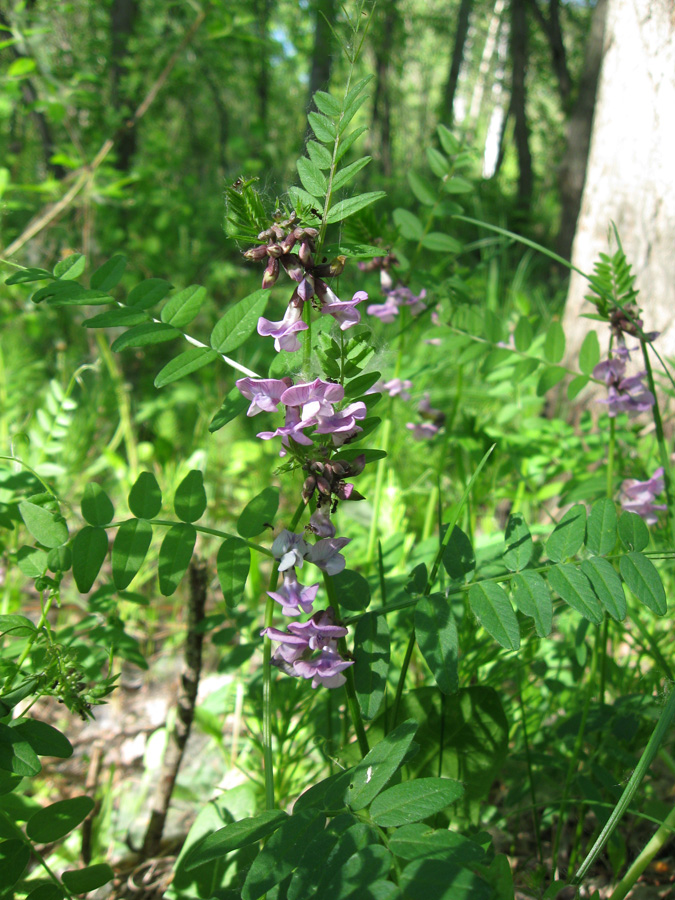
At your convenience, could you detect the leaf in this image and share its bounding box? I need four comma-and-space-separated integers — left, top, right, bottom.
241, 808, 324, 900
0, 615, 36, 637
579, 330, 600, 374
9, 56, 36, 76
237, 487, 279, 538
158, 524, 196, 596
514, 316, 533, 351
84, 307, 150, 328
209, 387, 249, 432
437, 124, 460, 156
335, 125, 368, 163
468, 583, 520, 650
544, 321, 566, 363
308, 111, 336, 143
128, 472, 162, 519
112, 519, 153, 590
185, 811, 288, 869
546, 504, 586, 562
316, 843, 392, 897
421, 232, 462, 253
127, 278, 172, 309
586, 498, 617, 556
536, 366, 567, 396
19, 500, 68, 548
26, 883, 64, 900
216, 537, 250, 606
511, 571, 553, 637
31, 280, 85, 305
399, 857, 492, 900
313, 90, 341, 117
81, 483, 114, 526
307, 140, 332, 169
353, 613, 390, 720
442, 175, 473, 193
408, 171, 436, 206
619, 551, 667, 615
370, 778, 464, 827
90, 254, 126, 291
388, 824, 485, 863
297, 156, 327, 196
503, 513, 533, 571
154, 347, 218, 388
618, 511, 649, 551
54, 253, 86, 280
11, 719, 73, 758
393, 208, 423, 241
288, 185, 321, 211
46, 287, 112, 307
0, 840, 30, 891
415, 594, 458, 694
17, 546, 49, 577
568, 374, 590, 399
442, 526, 475, 582
160, 284, 206, 327
344, 370, 381, 398
72, 526, 108, 593
331, 156, 372, 192
426, 147, 451, 177
5, 267, 53, 285
26, 795, 94, 843
210, 289, 268, 354
61, 864, 115, 893
0, 722, 41, 775
325, 191, 386, 224
174, 470, 207, 522
547, 563, 604, 624
111, 322, 180, 351
331, 569, 370, 612
581, 558, 626, 621
345, 719, 419, 811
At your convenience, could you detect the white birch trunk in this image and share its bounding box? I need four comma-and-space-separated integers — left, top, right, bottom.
562, 0, 675, 359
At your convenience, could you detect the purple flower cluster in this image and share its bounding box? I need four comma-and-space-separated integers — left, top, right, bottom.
367, 284, 427, 323
406, 393, 445, 441
236, 376, 367, 454
620, 467, 667, 525
368, 378, 413, 400
261, 529, 354, 689
243, 216, 367, 353
593, 351, 655, 417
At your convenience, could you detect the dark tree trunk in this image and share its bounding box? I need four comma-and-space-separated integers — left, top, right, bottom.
556, 0, 608, 261
0, 9, 64, 179
510, 0, 532, 209
371, 1, 398, 177
526, 0, 571, 107
110, 0, 138, 172
255, 0, 271, 126
439, 0, 473, 127
308, 0, 336, 103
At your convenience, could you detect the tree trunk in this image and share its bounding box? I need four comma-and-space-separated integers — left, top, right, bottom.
439, 0, 473, 127
110, 0, 138, 172
510, 0, 532, 209
467, 0, 506, 127
370, 2, 397, 177
308, 0, 336, 103
562, 0, 675, 362
255, 0, 272, 126
526, 0, 571, 107
556, 0, 608, 262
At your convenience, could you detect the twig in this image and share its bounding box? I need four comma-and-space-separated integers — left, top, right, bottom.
141, 559, 207, 858
0, 8, 206, 262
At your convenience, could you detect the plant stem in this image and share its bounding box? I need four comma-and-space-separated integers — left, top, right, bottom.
641, 342, 675, 548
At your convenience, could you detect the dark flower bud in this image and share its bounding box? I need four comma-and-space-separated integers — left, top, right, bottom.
258, 228, 274, 240
281, 254, 304, 282
316, 476, 332, 495
329, 460, 349, 478
346, 453, 366, 476
271, 224, 286, 241
299, 240, 314, 268
314, 255, 347, 278
302, 476, 317, 502
303, 227, 319, 240
262, 257, 280, 289
266, 243, 283, 258
244, 245, 269, 260
308, 460, 325, 474
280, 233, 297, 254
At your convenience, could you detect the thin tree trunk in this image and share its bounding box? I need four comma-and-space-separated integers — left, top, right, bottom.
526, 0, 571, 107
439, 0, 473, 127
370, 3, 397, 177
308, 0, 336, 103
110, 0, 138, 172
510, 0, 533, 209
256, 0, 271, 127
556, 0, 608, 261
467, 0, 505, 128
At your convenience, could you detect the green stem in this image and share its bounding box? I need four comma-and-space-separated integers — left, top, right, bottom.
641, 342, 675, 548
323, 573, 369, 756
262, 499, 306, 810
609, 803, 675, 900
3, 593, 54, 691
0, 810, 74, 899
571, 685, 675, 885
143, 520, 274, 557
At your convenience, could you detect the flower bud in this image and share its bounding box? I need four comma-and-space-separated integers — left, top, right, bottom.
280, 233, 297, 254
266, 243, 284, 258
316, 476, 332, 496
346, 453, 366, 476
244, 245, 269, 260
299, 240, 314, 268
262, 257, 280, 289
281, 254, 304, 282
302, 476, 317, 502
258, 228, 273, 240
314, 255, 347, 278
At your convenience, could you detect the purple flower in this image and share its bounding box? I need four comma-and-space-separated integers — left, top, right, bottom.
406, 422, 440, 440
367, 295, 399, 322
258, 302, 308, 352
271, 530, 310, 571
257, 405, 316, 449
267, 570, 319, 616
308, 510, 336, 538
236, 377, 293, 416
280, 378, 344, 420
593, 358, 626, 385
287, 607, 348, 648
593, 353, 655, 417
305, 537, 351, 575
317, 282, 367, 330
293, 648, 354, 689
620, 467, 667, 524
314, 401, 367, 440
260, 627, 309, 668
381, 379, 412, 399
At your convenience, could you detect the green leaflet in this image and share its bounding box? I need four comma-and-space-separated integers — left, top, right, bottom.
547, 563, 603, 624
619, 551, 667, 615
353, 612, 390, 720
72, 526, 108, 593
468, 583, 520, 650
158, 524, 196, 596
112, 519, 153, 590
415, 593, 459, 694
210, 289, 268, 354
216, 536, 250, 606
